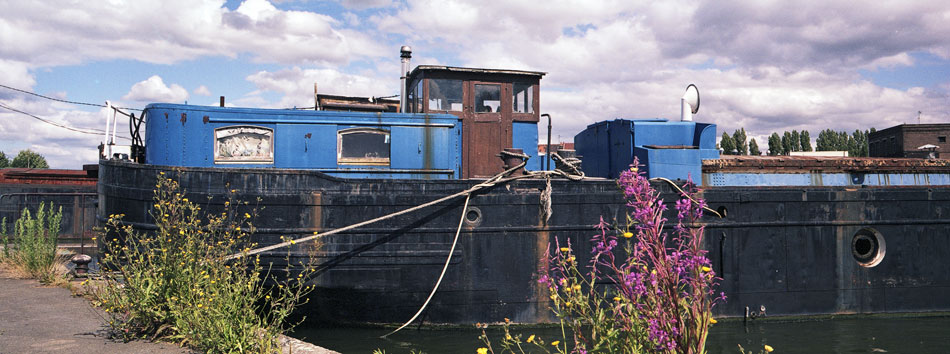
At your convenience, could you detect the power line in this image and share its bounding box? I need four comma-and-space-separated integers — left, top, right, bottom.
0, 83, 142, 111
0, 102, 130, 140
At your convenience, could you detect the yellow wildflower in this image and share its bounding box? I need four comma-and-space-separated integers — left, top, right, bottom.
764, 345, 774, 352
197, 303, 203, 308
613, 296, 621, 302
551, 341, 560, 346
623, 232, 633, 238
709, 318, 718, 324
527, 335, 535, 343
559, 247, 570, 252
572, 284, 581, 291
702, 266, 712, 272
477, 348, 488, 354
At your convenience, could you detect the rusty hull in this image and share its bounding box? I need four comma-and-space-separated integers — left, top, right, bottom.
704, 155, 950, 173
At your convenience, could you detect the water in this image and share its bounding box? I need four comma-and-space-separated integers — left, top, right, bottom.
293, 316, 950, 353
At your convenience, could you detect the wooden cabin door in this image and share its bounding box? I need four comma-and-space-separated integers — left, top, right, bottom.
463, 81, 512, 178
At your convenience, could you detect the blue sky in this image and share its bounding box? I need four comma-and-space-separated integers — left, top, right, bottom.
1, 0, 949, 168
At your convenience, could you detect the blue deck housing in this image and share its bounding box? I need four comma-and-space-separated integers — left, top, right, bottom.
144, 103, 462, 179
574, 119, 719, 180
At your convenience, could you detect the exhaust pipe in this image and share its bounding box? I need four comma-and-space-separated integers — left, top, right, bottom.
400, 46, 412, 113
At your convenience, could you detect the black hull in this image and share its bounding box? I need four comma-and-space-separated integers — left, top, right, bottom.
98, 160, 950, 324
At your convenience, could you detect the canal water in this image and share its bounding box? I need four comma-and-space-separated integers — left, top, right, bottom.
294, 316, 950, 353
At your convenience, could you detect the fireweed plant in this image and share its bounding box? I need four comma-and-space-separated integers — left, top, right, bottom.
94, 173, 314, 353
481, 158, 724, 354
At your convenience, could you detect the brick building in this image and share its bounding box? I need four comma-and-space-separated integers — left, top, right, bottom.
869, 124, 950, 158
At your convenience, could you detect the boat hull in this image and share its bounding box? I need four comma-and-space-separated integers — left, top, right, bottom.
97, 160, 950, 324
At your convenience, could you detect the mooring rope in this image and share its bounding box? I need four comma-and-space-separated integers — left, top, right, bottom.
225, 160, 539, 261
381, 192, 472, 338
648, 176, 723, 218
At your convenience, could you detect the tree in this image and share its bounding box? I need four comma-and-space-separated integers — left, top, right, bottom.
800, 130, 812, 152
10, 150, 49, 169
732, 128, 748, 155
790, 130, 801, 152
720, 133, 736, 155
0, 151, 8, 168
768, 133, 782, 156
749, 138, 761, 156
781, 131, 794, 155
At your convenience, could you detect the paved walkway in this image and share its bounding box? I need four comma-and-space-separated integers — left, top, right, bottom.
0, 277, 191, 353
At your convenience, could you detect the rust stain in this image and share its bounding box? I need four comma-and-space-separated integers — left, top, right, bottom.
533, 210, 553, 322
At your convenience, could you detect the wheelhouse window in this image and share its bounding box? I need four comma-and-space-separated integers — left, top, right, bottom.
414, 81, 423, 113
475, 84, 501, 113
337, 128, 390, 165
428, 79, 463, 111
512, 83, 534, 113
408, 80, 421, 113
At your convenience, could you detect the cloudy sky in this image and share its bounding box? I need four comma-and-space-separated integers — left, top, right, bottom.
1, 0, 949, 168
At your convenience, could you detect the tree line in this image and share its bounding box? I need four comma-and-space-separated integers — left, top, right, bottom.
0, 149, 49, 168
719, 128, 875, 157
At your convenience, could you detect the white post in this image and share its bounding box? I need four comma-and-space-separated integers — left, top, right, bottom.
681, 97, 692, 122
104, 101, 112, 158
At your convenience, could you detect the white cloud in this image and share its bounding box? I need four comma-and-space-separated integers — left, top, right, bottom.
0, 60, 35, 95
339, 0, 393, 10
123, 75, 189, 103
194, 85, 212, 96
2, 0, 950, 169
0, 0, 386, 68
242, 67, 395, 108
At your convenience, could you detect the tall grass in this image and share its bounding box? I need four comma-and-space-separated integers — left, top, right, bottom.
95, 173, 313, 353
0, 202, 64, 283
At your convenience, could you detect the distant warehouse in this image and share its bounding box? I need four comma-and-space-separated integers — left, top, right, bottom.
869, 124, 950, 159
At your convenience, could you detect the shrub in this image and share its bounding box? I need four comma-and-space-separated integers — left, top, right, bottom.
95, 173, 313, 353
483, 158, 724, 353
0, 202, 64, 283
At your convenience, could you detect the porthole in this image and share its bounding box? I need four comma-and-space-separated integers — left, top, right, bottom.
464, 206, 482, 227
851, 228, 885, 267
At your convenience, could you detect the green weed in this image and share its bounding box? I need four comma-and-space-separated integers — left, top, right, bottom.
94, 173, 314, 353
0, 202, 64, 283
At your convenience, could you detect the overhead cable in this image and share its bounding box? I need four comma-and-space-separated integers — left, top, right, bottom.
0, 102, 130, 140
0, 83, 142, 111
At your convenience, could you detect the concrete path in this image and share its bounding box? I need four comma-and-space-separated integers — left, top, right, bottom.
0, 277, 191, 353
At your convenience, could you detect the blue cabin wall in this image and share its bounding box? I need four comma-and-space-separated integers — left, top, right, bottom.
574, 119, 720, 180
144, 103, 462, 179
513, 122, 540, 171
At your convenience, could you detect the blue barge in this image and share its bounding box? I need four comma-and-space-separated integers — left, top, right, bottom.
96, 47, 950, 325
